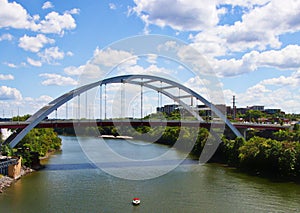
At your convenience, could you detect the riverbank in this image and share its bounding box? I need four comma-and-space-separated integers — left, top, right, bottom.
0, 166, 33, 193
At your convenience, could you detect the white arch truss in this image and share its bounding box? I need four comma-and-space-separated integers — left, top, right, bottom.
5, 74, 242, 148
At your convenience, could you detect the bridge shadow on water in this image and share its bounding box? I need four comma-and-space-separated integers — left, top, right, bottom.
44, 163, 98, 171
43, 158, 199, 171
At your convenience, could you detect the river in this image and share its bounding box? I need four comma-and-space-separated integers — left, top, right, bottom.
1, 136, 300, 212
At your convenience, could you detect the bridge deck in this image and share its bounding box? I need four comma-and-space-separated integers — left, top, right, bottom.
0, 120, 289, 131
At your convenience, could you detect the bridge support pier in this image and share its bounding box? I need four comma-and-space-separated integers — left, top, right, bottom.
239, 128, 247, 139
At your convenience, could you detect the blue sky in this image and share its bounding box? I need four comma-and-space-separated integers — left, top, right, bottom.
0, 0, 300, 118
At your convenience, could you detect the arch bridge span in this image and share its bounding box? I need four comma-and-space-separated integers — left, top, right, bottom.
5, 74, 242, 148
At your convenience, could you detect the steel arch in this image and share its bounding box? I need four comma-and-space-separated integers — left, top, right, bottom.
6, 74, 242, 148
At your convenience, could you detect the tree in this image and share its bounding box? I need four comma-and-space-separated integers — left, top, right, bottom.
245, 110, 264, 122
222, 137, 245, 166
191, 128, 209, 156
273, 130, 292, 141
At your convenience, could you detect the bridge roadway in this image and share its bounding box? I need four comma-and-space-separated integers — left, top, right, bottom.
0, 120, 289, 131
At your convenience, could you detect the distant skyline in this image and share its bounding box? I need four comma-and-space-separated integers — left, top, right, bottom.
0, 0, 300, 118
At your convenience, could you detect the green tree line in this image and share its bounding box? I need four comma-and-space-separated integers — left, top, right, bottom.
222, 129, 300, 179
1, 115, 62, 167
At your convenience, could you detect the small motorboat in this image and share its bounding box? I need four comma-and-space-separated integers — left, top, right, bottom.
132, 197, 140, 205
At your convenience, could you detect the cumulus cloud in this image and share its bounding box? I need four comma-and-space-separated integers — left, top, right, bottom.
132, 0, 221, 32
0, 0, 39, 30
261, 69, 300, 87
224, 69, 300, 113
211, 45, 300, 77
191, 0, 300, 56
146, 54, 157, 64
35, 95, 53, 103
42, 1, 54, 10
109, 3, 116, 10
38, 11, 76, 35
0, 86, 22, 100
3, 62, 17, 68
18, 34, 55, 52
27, 57, 42, 67
0, 0, 77, 35
133, 0, 300, 57
64, 63, 101, 77
39, 73, 78, 86
0, 33, 13, 41
0, 74, 14, 80
216, 0, 270, 8
38, 46, 65, 64
92, 47, 138, 67
65, 8, 80, 15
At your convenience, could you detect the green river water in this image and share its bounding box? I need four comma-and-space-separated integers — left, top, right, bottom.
1, 136, 300, 212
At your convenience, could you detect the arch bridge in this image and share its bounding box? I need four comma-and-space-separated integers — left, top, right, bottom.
4, 74, 242, 148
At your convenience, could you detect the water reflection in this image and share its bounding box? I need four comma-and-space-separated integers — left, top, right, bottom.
0, 136, 300, 213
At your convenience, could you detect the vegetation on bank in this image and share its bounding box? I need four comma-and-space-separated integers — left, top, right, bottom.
222, 126, 300, 179
57, 110, 300, 180
2, 110, 299, 180
1, 115, 61, 167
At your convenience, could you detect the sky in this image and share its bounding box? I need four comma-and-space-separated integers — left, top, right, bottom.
0, 0, 300, 119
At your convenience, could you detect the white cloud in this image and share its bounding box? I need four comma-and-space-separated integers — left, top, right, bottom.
40, 73, 78, 86
16, 95, 53, 114
216, 0, 270, 8
92, 47, 138, 67
0, 33, 13, 41
27, 57, 42, 67
132, 0, 300, 56
36, 95, 53, 103
18, 34, 55, 52
64, 66, 84, 76
0, 0, 39, 31
38, 11, 76, 35
261, 69, 300, 87
65, 8, 80, 15
146, 54, 157, 64
118, 64, 172, 76
66, 51, 73, 57
0, 86, 22, 100
132, 0, 220, 32
0, 1, 77, 35
0, 74, 14, 80
212, 45, 300, 77
4, 62, 17, 68
256, 45, 300, 69
42, 1, 54, 10
109, 3, 117, 10
224, 69, 300, 113
38, 46, 65, 64
64, 63, 101, 80
191, 0, 300, 55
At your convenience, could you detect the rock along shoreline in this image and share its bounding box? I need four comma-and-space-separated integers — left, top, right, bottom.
0, 166, 34, 193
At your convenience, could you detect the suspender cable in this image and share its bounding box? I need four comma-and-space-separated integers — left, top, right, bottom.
105, 84, 107, 120
121, 82, 125, 118
157, 91, 160, 112
141, 81, 143, 119
85, 91, 88, 119
160, 81, 162, 108
100, 85, 102, 120
78, 94, 80, 120
66, 102, 68, 119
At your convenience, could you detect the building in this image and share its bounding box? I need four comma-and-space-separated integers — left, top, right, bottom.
156, 104, 179, 115
236, 107, 248, 115
265, 108, 281, 115
248, 105, 265, 111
